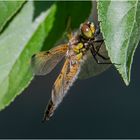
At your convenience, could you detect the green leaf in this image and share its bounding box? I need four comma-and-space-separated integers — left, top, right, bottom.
97, 1, 140, 85
0, 1, 57, 110
0, 1, 25, 32
0, 1, 91, 110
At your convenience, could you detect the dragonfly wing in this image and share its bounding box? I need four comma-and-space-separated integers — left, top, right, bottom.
31, 44, 68, 75
79, 42, 111, 79
43, 59, 80, 121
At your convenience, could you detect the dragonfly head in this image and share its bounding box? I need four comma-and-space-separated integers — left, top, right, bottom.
80, 21, 95, 39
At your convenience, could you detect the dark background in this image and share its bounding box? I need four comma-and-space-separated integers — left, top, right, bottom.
0, 1, 140, 138
0, 42, 140, 138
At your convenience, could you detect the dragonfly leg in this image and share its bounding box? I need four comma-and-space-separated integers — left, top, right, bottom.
96, 51, 110, 60
93, 39, 110, 60
90, 46, 112, 64
95, 40, 104, 54
93, 40, 121, 65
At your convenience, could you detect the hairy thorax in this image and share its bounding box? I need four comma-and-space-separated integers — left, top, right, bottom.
66, 34, 94, 65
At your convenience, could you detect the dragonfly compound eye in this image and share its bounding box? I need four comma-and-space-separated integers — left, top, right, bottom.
80, 22, 95, 39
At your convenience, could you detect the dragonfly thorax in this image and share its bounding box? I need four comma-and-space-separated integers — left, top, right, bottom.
67, 32, 95, 61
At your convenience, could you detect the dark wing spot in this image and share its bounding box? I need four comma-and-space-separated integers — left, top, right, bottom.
32, 54, 36, 59
44, 51, 50, 55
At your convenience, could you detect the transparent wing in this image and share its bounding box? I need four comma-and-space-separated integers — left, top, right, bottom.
79, 42, 111, 79
31, 44, 68, 75
42, 59, 80, 121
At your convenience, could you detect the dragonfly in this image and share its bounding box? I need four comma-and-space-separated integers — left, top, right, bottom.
31, 21, 111, 122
